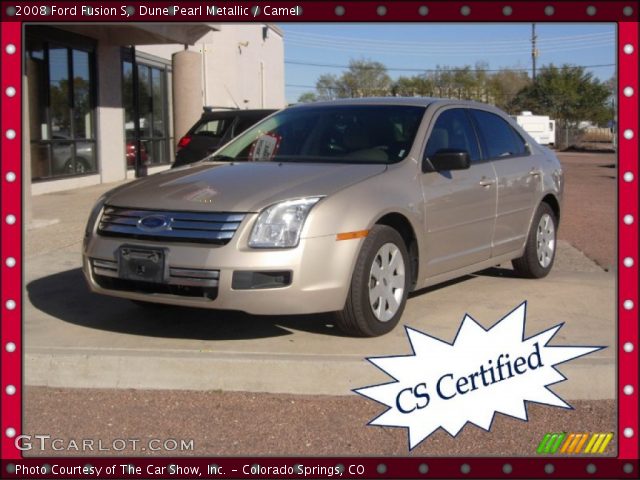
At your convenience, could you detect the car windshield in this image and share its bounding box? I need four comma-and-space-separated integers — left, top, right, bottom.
210, 105, 425, 164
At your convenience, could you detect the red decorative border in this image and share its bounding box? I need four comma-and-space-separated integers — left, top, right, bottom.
1, 17, 22, 464
0, 1, 637, 22
1, 2, 638, 478
618, 20, 639, 463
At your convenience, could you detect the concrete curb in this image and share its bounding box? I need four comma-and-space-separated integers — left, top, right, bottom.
26, 348, 615, 400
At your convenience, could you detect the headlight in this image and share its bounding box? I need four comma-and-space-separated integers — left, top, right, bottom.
85, 195, 107, 237
249, 197, 323, 248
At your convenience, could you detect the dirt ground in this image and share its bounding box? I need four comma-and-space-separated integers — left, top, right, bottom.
23, 151, 619, 458
555, 152, 617, 269
24, 388, 615, 457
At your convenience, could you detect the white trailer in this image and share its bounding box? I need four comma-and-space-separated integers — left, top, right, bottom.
512, 111, 556, 146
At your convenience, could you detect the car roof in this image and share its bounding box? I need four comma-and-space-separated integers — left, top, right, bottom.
287, 96, 498, 110
200, 109, 277, 120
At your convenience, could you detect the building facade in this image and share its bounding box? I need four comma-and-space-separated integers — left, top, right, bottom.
23, 23, 285, 198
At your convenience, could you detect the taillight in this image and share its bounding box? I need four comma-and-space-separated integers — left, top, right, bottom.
177, 135, 192, 150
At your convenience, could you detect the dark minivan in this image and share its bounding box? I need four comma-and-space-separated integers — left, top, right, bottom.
172, 107, 276, 168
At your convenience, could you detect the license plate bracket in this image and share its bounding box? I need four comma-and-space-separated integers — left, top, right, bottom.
118, 245, 167, 283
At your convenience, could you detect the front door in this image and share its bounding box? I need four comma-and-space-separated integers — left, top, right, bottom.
420, 108, 497, 277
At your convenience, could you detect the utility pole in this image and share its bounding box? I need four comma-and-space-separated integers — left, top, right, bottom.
531, 23, 539, 81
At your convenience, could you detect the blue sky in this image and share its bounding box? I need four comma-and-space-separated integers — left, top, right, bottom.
280, 23, 616, 103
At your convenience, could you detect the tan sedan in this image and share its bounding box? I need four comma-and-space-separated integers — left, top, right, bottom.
83, 98, 563, 336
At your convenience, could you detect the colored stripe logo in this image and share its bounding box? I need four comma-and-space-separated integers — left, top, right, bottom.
537, 433, 613, 454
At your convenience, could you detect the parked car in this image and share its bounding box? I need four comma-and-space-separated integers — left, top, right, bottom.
172, 107, 277, 168
83, 98, 563, 337
125, 141, 148, 168
125, 129, 149, 168
51, 135, 95, 175
49, 133, 147, 174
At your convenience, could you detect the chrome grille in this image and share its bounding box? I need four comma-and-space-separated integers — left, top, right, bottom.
90, 258, 220, 288
98, 206, 245, 244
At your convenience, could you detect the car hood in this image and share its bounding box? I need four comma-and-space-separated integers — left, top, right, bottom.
105, 162, 387, 212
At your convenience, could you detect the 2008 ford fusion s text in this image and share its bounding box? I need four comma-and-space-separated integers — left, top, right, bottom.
83, 98, 563, 337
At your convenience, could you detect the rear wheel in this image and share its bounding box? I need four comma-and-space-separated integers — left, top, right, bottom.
335, 225, 409, 337
512, 202, 557, 278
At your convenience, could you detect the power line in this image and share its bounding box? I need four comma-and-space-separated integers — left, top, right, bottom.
284, 38, 613, 57
285, 60, 615, 73
284, 30, 613, 48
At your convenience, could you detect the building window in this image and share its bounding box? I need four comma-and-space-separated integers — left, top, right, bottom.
26, 29, 96, 181
122, 53, 172, 170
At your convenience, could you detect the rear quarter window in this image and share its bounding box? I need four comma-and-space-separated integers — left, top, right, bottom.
193, 118, 230, 137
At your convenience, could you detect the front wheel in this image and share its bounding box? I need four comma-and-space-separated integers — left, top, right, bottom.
335, 225, 410, 337
512, 203, 557, 278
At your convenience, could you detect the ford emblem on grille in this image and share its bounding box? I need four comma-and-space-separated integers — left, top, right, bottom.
137, 214, 170, 232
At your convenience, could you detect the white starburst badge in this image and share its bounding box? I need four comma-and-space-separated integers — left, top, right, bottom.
354, 302, 603, 450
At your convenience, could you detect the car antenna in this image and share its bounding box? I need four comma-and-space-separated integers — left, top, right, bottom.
224, 85, 241, 110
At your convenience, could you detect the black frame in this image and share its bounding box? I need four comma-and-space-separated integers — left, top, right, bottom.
25, 26, 97, 181
121, 48, 172, 176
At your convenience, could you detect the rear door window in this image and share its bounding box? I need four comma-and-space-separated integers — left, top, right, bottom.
469, 109, 527, 159
510, 129, 529, 156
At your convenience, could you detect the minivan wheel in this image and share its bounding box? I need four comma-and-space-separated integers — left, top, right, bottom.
512, 202, 557, 278
335, 225, 410, 337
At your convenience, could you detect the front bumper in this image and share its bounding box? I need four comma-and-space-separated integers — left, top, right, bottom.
82, 227, 362, 315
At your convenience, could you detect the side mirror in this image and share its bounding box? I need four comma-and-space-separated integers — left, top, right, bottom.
428, 149, 471, 171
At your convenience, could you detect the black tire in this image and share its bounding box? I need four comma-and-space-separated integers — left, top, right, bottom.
512, 202, 557, 278
335, 225, 410, 337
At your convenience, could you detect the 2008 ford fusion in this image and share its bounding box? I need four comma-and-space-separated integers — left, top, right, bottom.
83, 98, 563, 336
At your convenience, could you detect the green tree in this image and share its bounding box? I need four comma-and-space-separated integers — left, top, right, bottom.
315, 59, 391, 99
297, 92, 318, 103
392, 75, 434, 97
340, 59, 392, 97
508, 64, 612, 126
315, 73, 339, 100
487, 68, 531, 110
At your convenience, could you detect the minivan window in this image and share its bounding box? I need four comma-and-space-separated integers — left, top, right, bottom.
212, 105, 426, 164
425, 108, 480, 163
194, 118, 229, 138
470, 109, 521, 159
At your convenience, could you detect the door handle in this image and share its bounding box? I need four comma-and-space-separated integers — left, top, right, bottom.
529, 168, 542, 177
479, 177, 495, 187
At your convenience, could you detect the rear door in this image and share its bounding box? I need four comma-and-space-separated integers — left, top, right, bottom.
469, 109, 540, 257
420, 108, 498, 277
